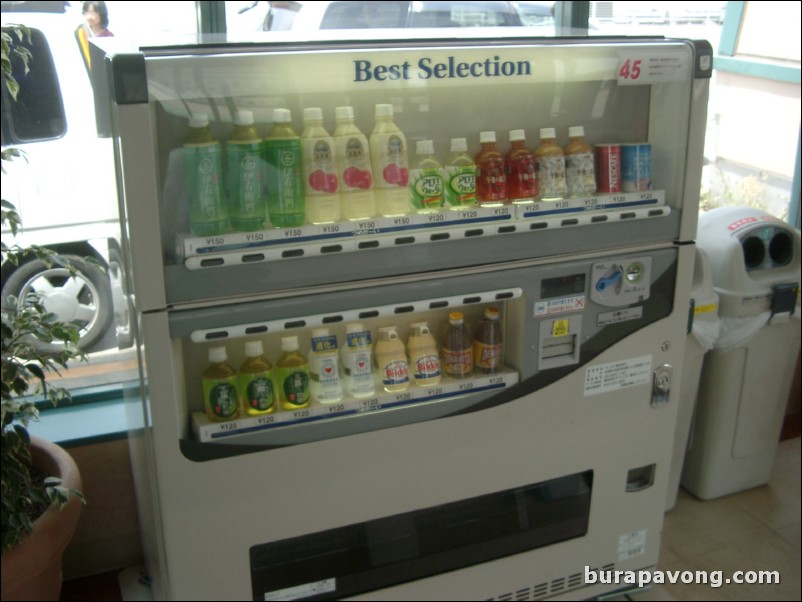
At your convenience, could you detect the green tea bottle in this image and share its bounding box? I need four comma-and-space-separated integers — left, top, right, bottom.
276, 336, 311, 410
184, 114, 227, 236
265, 108, 305, 228
227, 111, 266, 231
238, 340, 275, 416
202, 346, 240, 422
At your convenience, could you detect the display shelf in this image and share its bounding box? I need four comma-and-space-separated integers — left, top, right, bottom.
191, 368, 518, 442
178, 191, 666, 270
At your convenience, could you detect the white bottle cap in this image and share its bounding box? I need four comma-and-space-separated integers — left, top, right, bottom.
375, 103, 394, 117
335, 106, 354, 120
273, 108, 291, 123
189, 113, 209, 128
540, 127, 556, 139
416, 140, 434, 155
450, 138, 467, 152
244, 340, 263, 357
479, 131, 496, 144
568, 126, 585, 138
208, 346, 227, 363
234, 111, 254, 126
312, 328, 330, 339
281, 336, 299, 352
303, 107, 323, 121
509, 129, 526, 142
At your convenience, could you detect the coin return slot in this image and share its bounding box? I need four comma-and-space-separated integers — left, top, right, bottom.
281, 249, 305, 258
541, 334, 576, 360
358, 241, 380, 249
200, 258, 225, 268
626, 464, 656, 492
242, 253, 265, 263
465, 229, 484, 237
245, 326, 268, 335
283, 320, 306, 329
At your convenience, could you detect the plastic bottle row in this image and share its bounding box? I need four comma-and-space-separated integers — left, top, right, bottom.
201, 309, 504, 422
182, 104, 653, 236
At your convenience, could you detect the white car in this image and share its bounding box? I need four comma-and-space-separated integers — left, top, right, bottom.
1, 1, 130, 351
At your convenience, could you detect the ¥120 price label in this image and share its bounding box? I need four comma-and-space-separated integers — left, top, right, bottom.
617, 53, 690, 86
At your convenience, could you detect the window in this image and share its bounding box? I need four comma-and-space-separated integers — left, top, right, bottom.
1, 28, 66, 144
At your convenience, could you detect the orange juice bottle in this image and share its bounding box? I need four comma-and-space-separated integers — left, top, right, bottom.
505, 129, 538, 202
475, 131, 507, 205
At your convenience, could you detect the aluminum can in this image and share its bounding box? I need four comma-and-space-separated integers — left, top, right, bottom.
621, 143, 652, 192
595, 144, 622, 193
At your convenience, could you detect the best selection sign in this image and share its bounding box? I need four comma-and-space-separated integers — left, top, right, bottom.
354, 55, 533, 82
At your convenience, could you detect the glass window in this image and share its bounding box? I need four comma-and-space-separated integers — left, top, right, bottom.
588, 1, 800, 225
1, 28, 66, 143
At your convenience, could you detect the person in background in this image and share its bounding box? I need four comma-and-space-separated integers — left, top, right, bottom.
75, 1, 113, 73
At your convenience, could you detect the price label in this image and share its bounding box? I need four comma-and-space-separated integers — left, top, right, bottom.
617, 53, 691, 86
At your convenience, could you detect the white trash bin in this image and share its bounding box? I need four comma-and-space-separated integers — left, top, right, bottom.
665, 247, 719, 511
681, 207, 801, 500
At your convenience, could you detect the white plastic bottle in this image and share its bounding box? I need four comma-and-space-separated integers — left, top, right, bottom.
333, 106, 376, 220
370, 103, 410, 216
375, 326, 409, 392
342, 323, 375, 398
301, 108, 341, 224
309, 328, 343, 403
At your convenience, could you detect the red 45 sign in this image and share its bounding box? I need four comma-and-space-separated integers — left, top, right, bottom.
618, 58, 642, 81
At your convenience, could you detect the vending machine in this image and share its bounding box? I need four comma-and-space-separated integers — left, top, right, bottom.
95, 32, 711, 600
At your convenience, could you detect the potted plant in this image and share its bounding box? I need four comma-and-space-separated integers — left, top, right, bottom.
1, 24, 84, 601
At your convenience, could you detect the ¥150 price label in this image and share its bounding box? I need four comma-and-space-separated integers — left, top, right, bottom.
617, 53, 690, 86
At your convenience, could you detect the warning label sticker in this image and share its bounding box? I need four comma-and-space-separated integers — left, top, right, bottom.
534, 295, 585, 317
584, 355, 652, 396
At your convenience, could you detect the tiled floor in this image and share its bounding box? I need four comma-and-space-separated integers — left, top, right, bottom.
60, 437, 800, 601
624, 436, 801, 601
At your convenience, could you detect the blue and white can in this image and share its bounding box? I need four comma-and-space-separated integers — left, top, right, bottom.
621, 143, 652, 192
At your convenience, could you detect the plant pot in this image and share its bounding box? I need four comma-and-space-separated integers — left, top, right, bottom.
1, 437, 83, 602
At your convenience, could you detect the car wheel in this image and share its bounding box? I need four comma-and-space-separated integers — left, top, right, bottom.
2, 255, 113, 351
